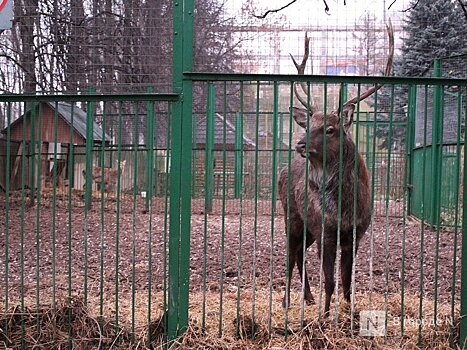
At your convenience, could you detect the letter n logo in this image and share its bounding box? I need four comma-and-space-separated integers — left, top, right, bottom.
360, 310, 386, 336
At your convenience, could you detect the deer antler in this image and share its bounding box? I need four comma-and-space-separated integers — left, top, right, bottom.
342, 19, 394, 108
291, 32, 318, 114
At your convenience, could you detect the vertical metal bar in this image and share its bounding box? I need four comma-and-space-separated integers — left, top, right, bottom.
162, 102, 172, 344
20, 101, 27, 349
268, 81, 279, 333
235, 82, 245, 338
368, 84, 379, 310
333, 83, 346, 326
67, 102, 75, 348
461, 87, 467, 349
131, 102, 139, 345
418, 85, 429, 346
29, 101, 36, 206
430, 60, 442, 226
114, 101, 123, 330
251, 81, 261, 335
192, 113, 198, 197
234, 112, 243, 199
401, 85, 417, 335
154, 103, 160, 197
202, 84, 215, 333
170, 0, 194, 338
178, 7, 194, 335
383, 85, 395, 338
284, 81, 294, 336
205, 84, 215, 213
52, 102, 59, 309
451, 89, 463, 347
300, 81, 311, 327
218, 82, 228, 337
433, 86, 445, 333
99, 102, 106, 324
350, 83, 361, 333
318, 83, 328, 321
146, 87, 155, 210
4, 102, 11, 339
34, 103, 42, 335
146, 96, 155, 346
84, 94, 95, 306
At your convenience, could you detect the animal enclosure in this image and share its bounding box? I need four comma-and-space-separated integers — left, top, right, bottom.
0, 73, 466, 348
1, 0, 467, 348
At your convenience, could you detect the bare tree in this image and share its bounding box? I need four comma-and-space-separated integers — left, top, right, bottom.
353, 13, 386, 76
12, 0, 39, 93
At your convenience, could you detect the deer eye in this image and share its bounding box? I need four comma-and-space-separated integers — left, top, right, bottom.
326, 127, 335, 135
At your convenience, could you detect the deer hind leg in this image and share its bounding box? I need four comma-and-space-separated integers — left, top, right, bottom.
283, 215, 309, 308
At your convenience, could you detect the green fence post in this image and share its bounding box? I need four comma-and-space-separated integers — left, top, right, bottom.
430, 59, 442, 226
169, 0, 194, 340
234, 112, 243, 199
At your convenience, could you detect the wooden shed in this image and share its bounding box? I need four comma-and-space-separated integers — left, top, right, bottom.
0, 101, 110, 191
191, 113, 256, 198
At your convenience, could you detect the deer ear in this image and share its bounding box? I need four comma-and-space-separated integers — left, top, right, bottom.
342, 104, 355, 133
291, 106, 309, 129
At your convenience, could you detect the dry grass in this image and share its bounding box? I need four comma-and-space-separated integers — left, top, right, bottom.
0, 288, 460, 349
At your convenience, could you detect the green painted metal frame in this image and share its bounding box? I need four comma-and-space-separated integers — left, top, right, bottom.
168, 0, 194, 340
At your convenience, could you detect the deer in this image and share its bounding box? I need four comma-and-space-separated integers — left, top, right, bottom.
279, 22, 394, 315
83, 159, 127, 194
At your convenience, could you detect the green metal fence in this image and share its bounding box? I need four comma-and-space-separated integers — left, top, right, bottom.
1, 0, 467, 347
0, 77, 466, 348
0, 94, 179, 348
184, 75, 466, 348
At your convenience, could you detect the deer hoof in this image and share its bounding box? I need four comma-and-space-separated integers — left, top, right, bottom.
305, 293, 315, 305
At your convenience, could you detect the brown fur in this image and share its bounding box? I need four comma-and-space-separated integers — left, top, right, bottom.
278, 106, 371, 315
83, 160, 126, 192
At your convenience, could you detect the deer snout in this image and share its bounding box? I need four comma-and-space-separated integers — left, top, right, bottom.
295, 141, 307, 157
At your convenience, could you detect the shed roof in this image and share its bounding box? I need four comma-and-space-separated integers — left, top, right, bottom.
195, 113, 256, 150
2, 102, 111, 143
51, 102, 111, 142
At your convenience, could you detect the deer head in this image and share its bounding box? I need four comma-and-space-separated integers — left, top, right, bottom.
291, 20, 394, 162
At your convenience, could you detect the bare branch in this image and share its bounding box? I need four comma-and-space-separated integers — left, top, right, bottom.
253, 0, 298, 19
387, 0, 398, 10
323, 0, 330, 14
457, 0, 467, 20
253, 0, 339, 18
388, 0, 420, 11
403, 0, 420, 12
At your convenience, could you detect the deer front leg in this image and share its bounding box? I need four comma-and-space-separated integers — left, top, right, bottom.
340, 246, 353, 303
296, 239, 315, 305
321, 241, 337, 316
283, 244, 297, 309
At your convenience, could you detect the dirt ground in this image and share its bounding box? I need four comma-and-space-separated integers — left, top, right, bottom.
0, 192, 461, 310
